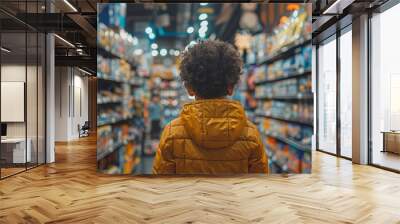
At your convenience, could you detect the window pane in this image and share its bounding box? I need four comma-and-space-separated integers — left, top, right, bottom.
318, 37, 337, 154
340, 29, 352, 158
371, 3, 400, 171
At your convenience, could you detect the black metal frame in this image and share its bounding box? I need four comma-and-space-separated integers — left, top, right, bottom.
367, 0, 400, 173
316, 0, 400, 172
315, 20, 353, 162
0, 0, 48, 180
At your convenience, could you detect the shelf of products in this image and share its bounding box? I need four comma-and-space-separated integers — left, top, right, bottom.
159, 79, 185, 127
97, 121, 143, 172
257, 39, 311, 66
247, 7, 312, 173
98, 22, 138, 65
97, 23, 146, 174
255, 100, 313, 125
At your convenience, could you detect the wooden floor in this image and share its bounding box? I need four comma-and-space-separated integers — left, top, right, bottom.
1, 136, 400, 223
373, 150, 400, 171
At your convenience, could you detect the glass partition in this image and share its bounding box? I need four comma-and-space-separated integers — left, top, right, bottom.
0, 1, 46, 179
339, 28, 352, 158
371, 3, 400, 171
0, 30, 28, 177
27, 31, 38, 169
317, 36, 337, 154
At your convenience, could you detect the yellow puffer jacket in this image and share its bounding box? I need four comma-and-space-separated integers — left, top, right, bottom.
152, 99, 268, 175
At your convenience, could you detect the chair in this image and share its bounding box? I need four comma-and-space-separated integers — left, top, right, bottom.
78, 121, 90, 138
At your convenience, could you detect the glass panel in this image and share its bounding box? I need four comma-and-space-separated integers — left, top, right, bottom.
318, 37, 337, 154
27, 31, 38, 169
339, 29, 352, 158
38, 32, 45, 165
371, 4, 400, 171
1, 31, 28, 177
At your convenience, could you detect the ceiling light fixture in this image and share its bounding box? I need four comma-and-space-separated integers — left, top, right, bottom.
149, 33, 156, 40
200, 3, 208, 6
151, 50, 159, 57
54, 34, 75, 48
174, 50, 180, 56
151, 43, 158, 49
134, 49, 143, 55
145, 27, 153, 34
63, 0, 78, 12
322, 0, 353, 15
132, 37, 138, 45
199, 26, 208, 33
200, 20, 208, 27
78, 67, 93, 76
160, 49, 167, 56
199, 13, 208, 20
187, 26, 194, 34
1, 47, 11, 53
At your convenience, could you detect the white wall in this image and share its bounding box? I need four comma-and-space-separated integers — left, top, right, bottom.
1, 64, 46, 164
54, 67, 89, 141
1, 65, 35, 137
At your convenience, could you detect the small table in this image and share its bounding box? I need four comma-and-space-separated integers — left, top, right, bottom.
381, 131, 400, 155
1, 138, 32, 164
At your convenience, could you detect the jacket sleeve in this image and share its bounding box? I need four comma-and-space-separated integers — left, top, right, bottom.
248, 129, 269, 174
152, 123, 175, 174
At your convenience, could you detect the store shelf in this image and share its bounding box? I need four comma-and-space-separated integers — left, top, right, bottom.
97, 98, 123, 104
255, 112, 313, 127
264, 132, 311, 152
98, 46, 137, 68
254, 70, 311, 85
266, 148, 287, 171
257, 38, 312, 66
97, 142, 125, 160
97, 96, 137, 105
97, 116, 135, 127
97, 73, 143, 87
160, 77, 175, 81
255, 94, 313, 101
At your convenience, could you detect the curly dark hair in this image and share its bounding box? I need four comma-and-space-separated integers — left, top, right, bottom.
179, 40, 243, 99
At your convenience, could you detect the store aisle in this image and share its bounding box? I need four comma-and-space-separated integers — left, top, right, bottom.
1, 136, 400, 223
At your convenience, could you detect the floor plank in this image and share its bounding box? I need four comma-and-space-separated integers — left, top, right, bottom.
0, 136, 399, 223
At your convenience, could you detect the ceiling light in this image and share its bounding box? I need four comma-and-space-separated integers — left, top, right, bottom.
145, 27, 153, 34
151, 43, 158, 49
134, 49, 143, 55
199, 26, 208, 33
322, 0, 351, 15
149, 33, 156, 40
200, 20, 208, 27
151, 50, 159, 56
63, 0, 78, 12
199, 32, 206, 38
78, 67, 93, 76
187, 26, 194, 34
199, 13, 208, 21
160, 49, 167, 56
54, 34, 75, 48
132, 37, 138, 45
1, 47, 11, 53
174, 50, 180, 56
200, 3, 208, 6
169, 49, 175, 55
